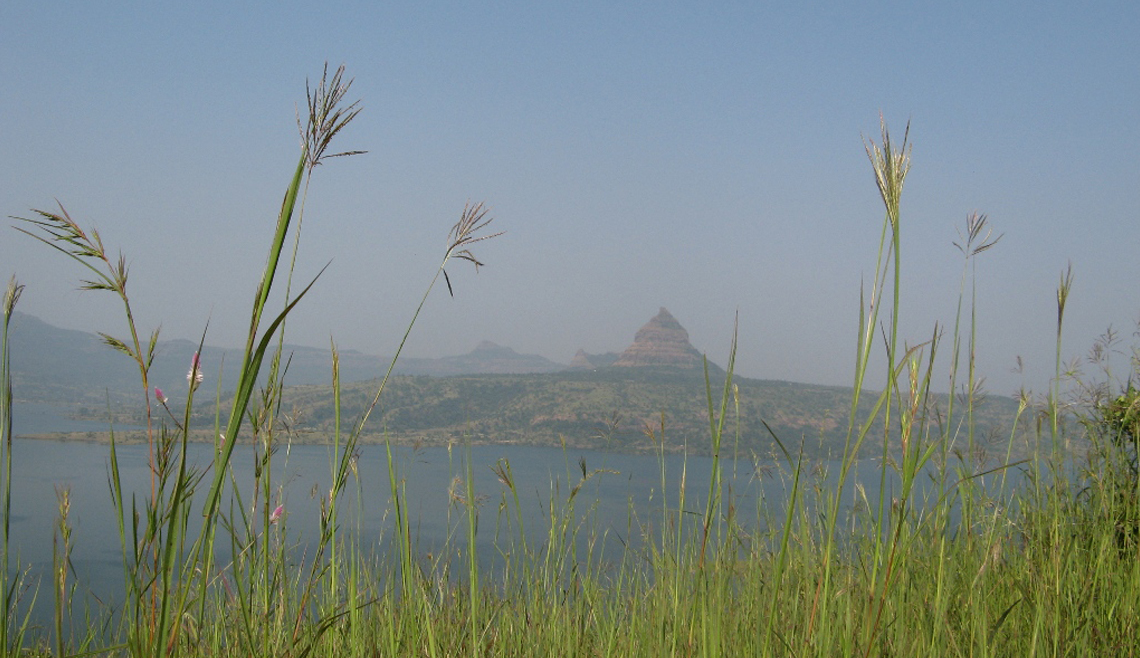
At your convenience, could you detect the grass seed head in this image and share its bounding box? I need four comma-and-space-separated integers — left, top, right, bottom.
299, 62, 365, 168
864, 115, 912, 229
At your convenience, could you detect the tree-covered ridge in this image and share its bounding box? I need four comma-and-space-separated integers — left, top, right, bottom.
257, 367, 1024, 460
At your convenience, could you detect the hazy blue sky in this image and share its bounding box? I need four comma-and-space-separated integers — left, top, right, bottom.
2, 2, 1137, 398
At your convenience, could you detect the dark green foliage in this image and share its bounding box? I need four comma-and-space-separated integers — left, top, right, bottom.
1081, 384, 1140, 551
1097, 384, 1140, 477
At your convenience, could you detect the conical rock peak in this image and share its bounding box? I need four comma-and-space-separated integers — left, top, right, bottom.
614, 308, 703, 368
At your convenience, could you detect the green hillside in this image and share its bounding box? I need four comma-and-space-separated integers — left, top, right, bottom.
225, 366, 1026, 460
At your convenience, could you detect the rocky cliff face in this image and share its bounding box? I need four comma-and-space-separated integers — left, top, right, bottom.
613, 308, 704, 369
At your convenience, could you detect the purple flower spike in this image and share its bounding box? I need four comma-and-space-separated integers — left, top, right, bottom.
269, 504, 284, 524
187, 352, 204, 389
154, 387, 167, 405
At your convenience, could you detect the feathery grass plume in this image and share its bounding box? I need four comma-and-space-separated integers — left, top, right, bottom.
298, 63, 366, 169
2, 278, 23, 317
442, 201, 502, 297
842, 118, 913, 464
864, 114, 911, 231
280, 62, 366, 333
862, 115, 911, 365
1057, 262, 1075, 342
12, 206, 163, 486
953, 211, 1003, 258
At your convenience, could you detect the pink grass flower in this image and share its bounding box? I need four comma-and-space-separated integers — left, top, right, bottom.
269, 504, 284, 525
187, 352, 204, 389
154, 387, 168, 405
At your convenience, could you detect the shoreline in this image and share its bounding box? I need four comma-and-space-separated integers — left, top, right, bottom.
11, 429, 713, 457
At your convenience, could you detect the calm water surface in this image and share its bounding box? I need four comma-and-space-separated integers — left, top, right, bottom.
4, 430, 1020, 633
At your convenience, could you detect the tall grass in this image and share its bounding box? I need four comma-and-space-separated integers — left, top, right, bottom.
3, 76, 1139, 656
1, 277, 35, 658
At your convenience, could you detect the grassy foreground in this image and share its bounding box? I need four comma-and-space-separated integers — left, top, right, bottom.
1, 67, 1138, 657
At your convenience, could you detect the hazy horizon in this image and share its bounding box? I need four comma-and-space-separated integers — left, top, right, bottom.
3, 3, 1137, 399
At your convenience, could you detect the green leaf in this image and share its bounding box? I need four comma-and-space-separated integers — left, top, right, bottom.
145, 326, 161, 370
98, 333, 137, 360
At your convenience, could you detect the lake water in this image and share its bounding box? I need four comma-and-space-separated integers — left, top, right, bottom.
6, 439, 802, 591
3, 417, 1028, 635
10, 402, 145, 435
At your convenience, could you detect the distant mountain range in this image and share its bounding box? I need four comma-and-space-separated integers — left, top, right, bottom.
6, 309, 1029, 460
6, 307, 726, 406
5, 311, 566, 405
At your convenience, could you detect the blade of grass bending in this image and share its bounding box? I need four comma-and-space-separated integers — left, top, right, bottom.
759, 419, 792, 465
989, 598, 1022, 653
699, 318, 737, 565
105, 415, 138, 645
762, 441, 804, 652
191, 264, 329, 642
199, 262, 328, 524
199, 148, 308, 522
252, 154, 308, 341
